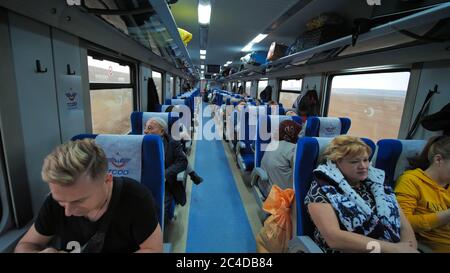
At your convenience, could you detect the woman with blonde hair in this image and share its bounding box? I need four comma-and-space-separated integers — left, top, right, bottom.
305, 135, 417, 252
395, 136, 450, 252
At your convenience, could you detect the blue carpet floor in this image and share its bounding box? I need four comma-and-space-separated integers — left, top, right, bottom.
186, 104, 256, 252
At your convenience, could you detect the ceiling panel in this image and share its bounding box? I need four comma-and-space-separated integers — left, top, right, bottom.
171, 0, 299, 69
171, 0, 374, 73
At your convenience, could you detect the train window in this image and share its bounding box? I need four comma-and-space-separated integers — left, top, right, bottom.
152, 71, 163, 103
169, 76, 174, 96
88, 55, 135, 134
245, 81, 251, 96
257, 80, 268, 99
90, 89, 133, 134
87, 56, 130, 84
279, 79, 303, 107
327, 72, 410, 142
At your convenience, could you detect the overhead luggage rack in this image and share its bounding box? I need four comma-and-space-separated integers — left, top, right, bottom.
268, 2, 450, 69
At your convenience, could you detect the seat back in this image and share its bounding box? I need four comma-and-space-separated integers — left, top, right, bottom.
71, 134, 165, 228
293, 136, 376, 237
130, 112, 180, 135
165, 98, 186, 106
304, 117, 351, 137
375, 139, 427, 188
237, 106, 268, 150
255, 115, 302, 168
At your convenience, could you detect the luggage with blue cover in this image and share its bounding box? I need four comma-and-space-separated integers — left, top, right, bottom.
241, 51, 268, 69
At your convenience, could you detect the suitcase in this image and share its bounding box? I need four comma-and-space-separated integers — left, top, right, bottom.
241, 51, 268, 66
267, 42, 288, 61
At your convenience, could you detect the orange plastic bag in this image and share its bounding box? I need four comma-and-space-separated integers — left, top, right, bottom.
256, 185, 295, 253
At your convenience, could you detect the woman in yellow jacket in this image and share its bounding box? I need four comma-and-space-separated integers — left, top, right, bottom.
395, 136, 450, 252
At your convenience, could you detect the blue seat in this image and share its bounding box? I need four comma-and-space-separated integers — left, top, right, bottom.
71, 134, 165, 229
130, 112, 180, 135
304, 117, 351, 137
165, 98, 192, 118
291, 136, 375, 252
374, 139, 427, 188
235, 106, 267, 180
129, 112, 189, 221
251, 115, 302, 220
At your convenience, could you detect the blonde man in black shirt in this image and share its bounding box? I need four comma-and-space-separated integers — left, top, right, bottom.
15, 139, 163, 253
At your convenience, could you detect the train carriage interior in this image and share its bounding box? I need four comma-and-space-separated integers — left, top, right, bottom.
0, 0, 450, 254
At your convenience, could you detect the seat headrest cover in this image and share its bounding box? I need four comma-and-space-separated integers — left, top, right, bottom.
95, 135, 144, 182
171, 99, 185, 105
394, 140, 427, 181
160, 105, 170, 112
318, 117, 342, 137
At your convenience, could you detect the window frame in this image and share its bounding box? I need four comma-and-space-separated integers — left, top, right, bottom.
257, 79, 268, 99
324, 68, 411, 139
87, 51, 138, 134
151, 68, 164, 104
245, 81, 252, 96
87, 50, 138, 109
278, 77, 303, 105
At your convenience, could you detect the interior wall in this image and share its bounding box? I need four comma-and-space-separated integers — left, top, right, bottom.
405, 60, 450, 140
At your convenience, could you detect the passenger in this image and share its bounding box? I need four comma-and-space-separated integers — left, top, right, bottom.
144, 117, 188, 224
254, 99, 263, 106
261, 120, 302, 191
238, 85, 244, 95
267, 100, 279, 115
395, 136, 450, 252
164, 106, 204, 185
285, 110, 298, 116
305, 136, 417, 253
15, 139, 163, 253
235, 100, 247, 128
237, 100, 247, 107
295, 90, 320, 123
259, 85, 272, 102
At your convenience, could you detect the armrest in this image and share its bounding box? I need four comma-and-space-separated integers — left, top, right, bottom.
251, 167, 268, 186
288, 236, 323, 253
237, 141, 246, 150
417, 241, 434, 253
236, 153, 247, 171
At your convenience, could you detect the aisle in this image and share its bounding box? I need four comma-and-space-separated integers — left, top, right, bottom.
185, 104, 256, 252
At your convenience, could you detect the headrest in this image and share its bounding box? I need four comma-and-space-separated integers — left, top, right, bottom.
375, 139, 426, 187
169, 99, 186, 105
95, 134, 144, 182
317, 117, 342, 137
304, 117, 351, 137
160, 105, 171, 112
